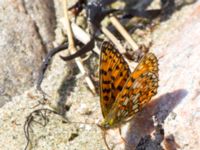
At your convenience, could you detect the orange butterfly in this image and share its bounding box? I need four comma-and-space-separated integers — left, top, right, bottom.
98, 41, 159, 148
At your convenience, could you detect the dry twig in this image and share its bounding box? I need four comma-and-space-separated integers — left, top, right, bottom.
71, 22, 100, 55
101, 26, 126, 53
62, 0, 96, 94
109, 15, 139, 50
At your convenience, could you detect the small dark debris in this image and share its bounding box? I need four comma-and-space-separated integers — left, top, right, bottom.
68, 133, 79, 141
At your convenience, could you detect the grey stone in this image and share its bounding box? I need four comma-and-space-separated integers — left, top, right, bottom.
0, 0, 56, 107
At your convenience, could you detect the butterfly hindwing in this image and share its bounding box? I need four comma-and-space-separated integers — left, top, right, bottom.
100, 41, 131, 117
131, 53, 158, 79
117, 71, 158, 121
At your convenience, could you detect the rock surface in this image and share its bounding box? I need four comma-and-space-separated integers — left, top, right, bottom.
0, 0, 56, 107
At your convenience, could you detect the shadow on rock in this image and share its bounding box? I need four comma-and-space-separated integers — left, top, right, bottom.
124, 89, 188, 150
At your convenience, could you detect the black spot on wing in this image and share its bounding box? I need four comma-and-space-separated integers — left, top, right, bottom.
103, 96, 109, 101
102, 80, 110, 84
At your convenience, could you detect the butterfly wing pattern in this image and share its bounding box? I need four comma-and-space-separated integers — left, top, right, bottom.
99, 41, 159, 128
99, 41, 131, 118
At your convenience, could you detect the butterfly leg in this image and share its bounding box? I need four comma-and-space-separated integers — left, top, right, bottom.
101, 130, 113, 150
118, 127, 135, 150
118, 127, 127, 144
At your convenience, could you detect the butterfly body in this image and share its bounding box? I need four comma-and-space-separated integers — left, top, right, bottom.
99, 41, 159, 129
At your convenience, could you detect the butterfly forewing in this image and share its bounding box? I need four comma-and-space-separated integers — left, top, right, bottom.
100, 41, 131, 117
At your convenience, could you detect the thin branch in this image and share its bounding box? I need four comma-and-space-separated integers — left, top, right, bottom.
36, 43, 68, 92
71, 22, 100, 55
62, 0, 96, 94
101, 26, 126, 53
63, 0, 74, 49
109, 15, 139, 50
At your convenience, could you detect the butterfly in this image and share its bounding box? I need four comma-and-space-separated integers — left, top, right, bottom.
98, 41, 159, 148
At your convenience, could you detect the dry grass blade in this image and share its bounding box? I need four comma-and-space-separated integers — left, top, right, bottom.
62, 0, 96, 94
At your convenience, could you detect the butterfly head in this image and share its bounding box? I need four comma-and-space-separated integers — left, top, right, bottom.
98, 118, 118, 130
